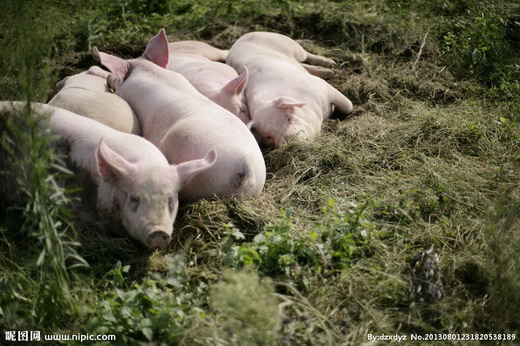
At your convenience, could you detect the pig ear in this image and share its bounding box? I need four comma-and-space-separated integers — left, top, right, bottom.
107, 74, 123, 91
96, 140, 135, 183
142, 28, 169, 68
223, 67, 248, 95
175, 150, 217, 187
93, 47, 130, 78
273, 96, 306, 110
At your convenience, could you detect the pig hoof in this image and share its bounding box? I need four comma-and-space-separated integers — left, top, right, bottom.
147, 230, 172, 249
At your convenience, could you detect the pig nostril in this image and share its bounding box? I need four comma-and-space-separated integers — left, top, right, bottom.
147, 231, 172, 249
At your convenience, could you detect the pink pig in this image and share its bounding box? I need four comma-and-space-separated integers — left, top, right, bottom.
48, 66, 141, 134
226, 31, 353, 148
166, 41, 250, 122
0, 101, 215, 249
95, 29, 265, 200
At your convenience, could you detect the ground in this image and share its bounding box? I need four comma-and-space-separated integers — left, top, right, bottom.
0, 0, 519, 344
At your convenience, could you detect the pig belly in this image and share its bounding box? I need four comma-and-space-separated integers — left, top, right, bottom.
160, 121, 265, 199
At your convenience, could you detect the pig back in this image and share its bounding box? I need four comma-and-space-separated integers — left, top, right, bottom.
227, 31, 307, 72
0, 103, 164, 181
168, 41, 228, 61
0, 102, 149, 205
49, 89, 141, 135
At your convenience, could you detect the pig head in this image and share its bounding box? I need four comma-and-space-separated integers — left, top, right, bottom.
95, 140, 216, 248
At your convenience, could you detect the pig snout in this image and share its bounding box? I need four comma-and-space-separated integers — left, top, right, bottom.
147, 228, 172, 249
250, 125, 282, 149
260, 135, 283, 149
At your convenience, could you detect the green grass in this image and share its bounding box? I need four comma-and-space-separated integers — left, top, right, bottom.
1, 0, 519, 344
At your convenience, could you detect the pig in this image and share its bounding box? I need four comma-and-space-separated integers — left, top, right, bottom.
48, 66, 141, 134
94, 29, 266, 200
0, 101, 216, 249
226, 31, 354, 148
167, 41, 249, 122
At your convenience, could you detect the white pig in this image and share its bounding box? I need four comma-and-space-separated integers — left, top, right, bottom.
226, 31, 353, 148
166, 41, 249, 122
95, 29, 266, 200
0, 101, 216, 249
48, 66, 141, 134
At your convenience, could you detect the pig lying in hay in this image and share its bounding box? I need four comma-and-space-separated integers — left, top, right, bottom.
227, 31, 353, 148
0, 101, 216, 249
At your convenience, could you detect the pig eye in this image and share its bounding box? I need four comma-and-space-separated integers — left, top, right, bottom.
168, 196, 175, 212
113, 196, 120, 210
129, 195, 140, 211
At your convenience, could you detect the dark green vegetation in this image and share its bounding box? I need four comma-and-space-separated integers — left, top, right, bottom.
1, 0, 519, 344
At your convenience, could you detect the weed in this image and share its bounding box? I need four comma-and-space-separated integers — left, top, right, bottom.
482, 195, 520, 332
193, 270, 280, 345
222, 199, 377, 296
86, 255, 203, 343
442, 3, 520, 88
0, 0, 87, 330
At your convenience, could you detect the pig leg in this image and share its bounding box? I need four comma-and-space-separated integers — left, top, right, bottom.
301, 63, 334, 79
304, 52, 335, 67
218, 49, 229, 62
328, 84, 353, 116
195, 47, 228, 62
88, 66, 111, 79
